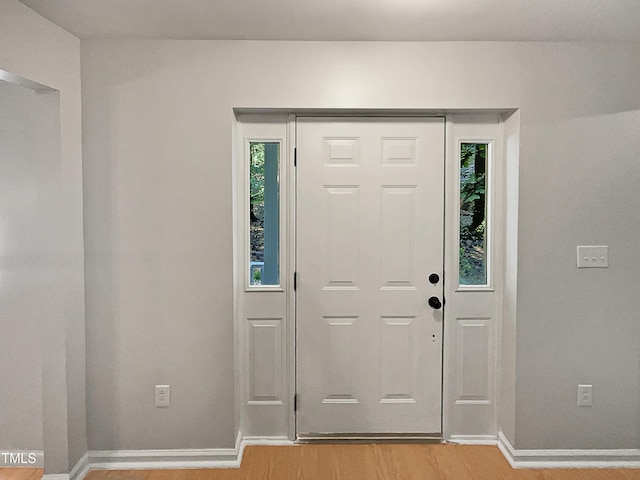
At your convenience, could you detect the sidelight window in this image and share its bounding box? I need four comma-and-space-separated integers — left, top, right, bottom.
459, 142, 488, 286
249, 142, 280, 286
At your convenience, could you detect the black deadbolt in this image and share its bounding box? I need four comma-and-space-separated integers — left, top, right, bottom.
428, 296, 442, 310
428, 273, 440, 284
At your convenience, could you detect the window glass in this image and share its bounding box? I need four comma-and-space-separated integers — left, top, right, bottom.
459, 143, 488, 286
249, 142, 280, 286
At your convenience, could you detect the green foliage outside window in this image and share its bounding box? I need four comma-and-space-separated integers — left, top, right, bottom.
250, 143, 266, 266
250, 143, 265, 205
460, 143, 487, 285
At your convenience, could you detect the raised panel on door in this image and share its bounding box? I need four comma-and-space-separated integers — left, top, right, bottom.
324, 186, 360, 290
247, 318, 284, 404
297, 117, 445, 437
380, 187, 416, 290
380, 316, 416, 404
454, 318, 492, 404
323, 316, 359, 403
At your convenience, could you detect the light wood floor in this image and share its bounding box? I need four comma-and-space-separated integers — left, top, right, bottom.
0, 469, 42, 480
6, 444, 640, 480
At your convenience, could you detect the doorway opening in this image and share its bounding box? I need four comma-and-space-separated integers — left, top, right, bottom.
235, 111, 513, 444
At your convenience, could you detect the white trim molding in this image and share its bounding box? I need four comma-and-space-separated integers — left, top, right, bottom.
498, 431, 640, 469
69, 453, 90, 480
60, 433, 294, 480
41, 475, 70, 480
447, 435, 497, 445
41, 452, 88, 480
88, 449, 240, 470
88, 431, 243, 471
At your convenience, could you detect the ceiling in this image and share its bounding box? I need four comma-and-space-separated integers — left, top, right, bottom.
18, 0, 640, 42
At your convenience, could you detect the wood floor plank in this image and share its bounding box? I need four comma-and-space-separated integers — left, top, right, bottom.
399, 443, 437, 479
0, 468, 43, 480
337, 444, 382, 480
541, 469, 628, 480
262, 445, 302, 480
431, 444, 480, 479
618, 470, 640, 480
457, 444, 543, 480
85, 470, 151, 480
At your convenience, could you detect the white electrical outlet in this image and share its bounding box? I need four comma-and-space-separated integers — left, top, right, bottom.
155, 385, 170, 407
577, 384, 592, 407
577, 245, 608, 268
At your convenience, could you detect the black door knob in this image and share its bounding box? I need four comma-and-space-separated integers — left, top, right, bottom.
428, 273, 440, 284
428, 296, 442, 309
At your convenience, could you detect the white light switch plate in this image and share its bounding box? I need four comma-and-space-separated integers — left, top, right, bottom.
577, 245, 608, 268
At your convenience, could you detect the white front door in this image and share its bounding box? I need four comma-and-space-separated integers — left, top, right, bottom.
296, 117, 445, 437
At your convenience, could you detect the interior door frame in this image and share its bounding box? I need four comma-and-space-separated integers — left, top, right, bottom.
235, 110, 509, 444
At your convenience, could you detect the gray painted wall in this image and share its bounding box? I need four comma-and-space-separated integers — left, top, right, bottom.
0, 81, 44, 456
515, 108, 640, 448
0, 0, 86, 473
80, 40, 640, 450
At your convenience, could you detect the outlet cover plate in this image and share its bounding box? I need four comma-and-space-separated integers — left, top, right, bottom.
155, 385, 170, 407
577, 384, 592, 407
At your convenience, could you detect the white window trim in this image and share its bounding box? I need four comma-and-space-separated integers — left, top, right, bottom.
242, 135, 285, 292
455, 136, 497, 293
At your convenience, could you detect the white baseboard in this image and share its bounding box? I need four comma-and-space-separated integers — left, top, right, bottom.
85, 432, 294, 472
41, 432, 296, 480
41, 475, 69, 480
88, 449, 240, 470
69, 453, 89, 480
447, 435, 497, 445
498, 431, 640, 468
39, 452, 87, 480
88, 430, 244, 471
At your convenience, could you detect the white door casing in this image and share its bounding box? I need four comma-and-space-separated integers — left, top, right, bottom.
296, 117, 445, 436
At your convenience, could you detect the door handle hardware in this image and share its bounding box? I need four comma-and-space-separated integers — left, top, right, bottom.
428, 296, 442, 309
428, 273, 440, 284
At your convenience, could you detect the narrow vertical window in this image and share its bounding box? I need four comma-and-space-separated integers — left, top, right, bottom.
459, 143, 488, 286
249, 142, 280, 286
